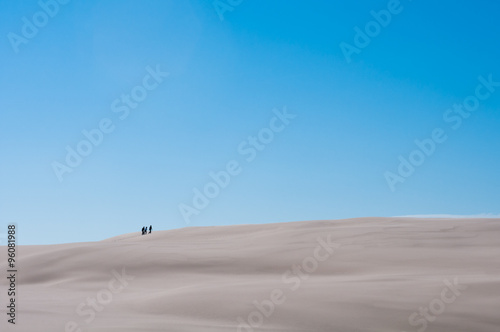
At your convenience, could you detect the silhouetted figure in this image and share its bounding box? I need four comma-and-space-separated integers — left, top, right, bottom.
149, 225, 152, 234
141, 226, 145, 235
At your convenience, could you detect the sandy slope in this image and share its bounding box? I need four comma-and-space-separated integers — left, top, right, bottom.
1, 217, 500, 332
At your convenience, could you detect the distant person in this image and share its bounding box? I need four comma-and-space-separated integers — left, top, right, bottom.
142, 226, 146, 235
149, 225, 152, 234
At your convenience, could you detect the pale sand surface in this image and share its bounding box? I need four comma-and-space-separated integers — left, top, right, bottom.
2, 217, 500, 331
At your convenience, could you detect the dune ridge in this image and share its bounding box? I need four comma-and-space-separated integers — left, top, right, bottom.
2, 217, 500, 331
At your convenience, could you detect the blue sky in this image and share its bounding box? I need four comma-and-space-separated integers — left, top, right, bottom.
0, 0, 499, 245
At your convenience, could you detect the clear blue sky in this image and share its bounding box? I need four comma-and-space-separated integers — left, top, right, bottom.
1, 0, 499, 245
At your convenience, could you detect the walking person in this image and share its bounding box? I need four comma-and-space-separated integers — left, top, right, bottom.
149, 225, 152, 234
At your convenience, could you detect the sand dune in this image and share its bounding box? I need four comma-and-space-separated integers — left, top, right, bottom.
2, 217, 500, 331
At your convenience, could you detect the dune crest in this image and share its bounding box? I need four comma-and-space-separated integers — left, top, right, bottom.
2, 217, 500, 331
